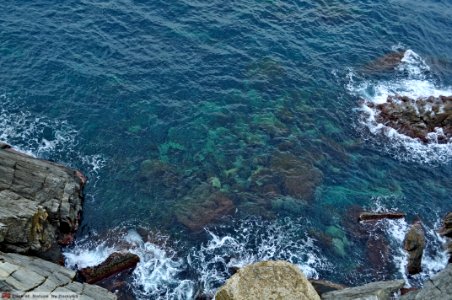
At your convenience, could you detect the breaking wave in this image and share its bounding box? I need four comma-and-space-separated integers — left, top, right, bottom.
347, 48, 452, 164
0, 95, 106, 183
188, 217, 329, 296
63, 218, 329, 299
367, 199, 448, 287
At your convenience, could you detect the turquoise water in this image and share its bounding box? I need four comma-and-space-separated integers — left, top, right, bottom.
1, 0, 451, 299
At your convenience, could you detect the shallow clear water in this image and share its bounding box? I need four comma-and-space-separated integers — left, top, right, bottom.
1, 0, 451, 299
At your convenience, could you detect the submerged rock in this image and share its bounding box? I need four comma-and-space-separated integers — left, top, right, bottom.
341, 206, 393, 278
175, 184, 235, 231
250, 152, 323, 202
369, 95, 452, 143
215, 260, 320, 300
79, 252, 140, 284
0, 143, 84, 261
271, 153, 323, 201
403, 220, 426, 275
322, 279, 405, 300
366, 233, 391, 275
362, 51, 405, 74
139, 159, 179, 187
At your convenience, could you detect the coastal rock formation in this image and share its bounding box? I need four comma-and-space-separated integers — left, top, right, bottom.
322, 279, 405, 300
401, 264, 452, 300
403, 220, 425, 275
215, 260, 320, 300
439, 212, 452, 263
0, 143, 84, 260
359, 212, 405, 222
368, 95, 451, 143
79, 252, 140, 284
0, 252, 116, 299
440, 212, 452, 238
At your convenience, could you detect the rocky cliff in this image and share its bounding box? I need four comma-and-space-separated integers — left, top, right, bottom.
0, 142, 85, 260
0, 142, 116, 298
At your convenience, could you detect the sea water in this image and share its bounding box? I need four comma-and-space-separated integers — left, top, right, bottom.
1, 0, 451, 299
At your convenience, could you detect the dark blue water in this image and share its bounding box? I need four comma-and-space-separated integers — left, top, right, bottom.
1, 0, 452, 299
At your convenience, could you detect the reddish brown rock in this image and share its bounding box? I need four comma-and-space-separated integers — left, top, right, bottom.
404, 220, 426, 275
175, 184, 235, 231
359, 212, 406, 222
369, 95, 452, 144
400, 287, 418, 295
58, 233, 75, 246
439, 212, 452, 238
249, 152, 323, 202
79, 252, 140, 284
271, 152, 323, 201
341, 205, 368, 240
366, 233, 391, 276
341, 206, 394, 279
362, 51, 405, 74
439, 212, 452, 263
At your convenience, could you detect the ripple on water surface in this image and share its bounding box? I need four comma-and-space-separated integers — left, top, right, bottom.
1, 1, 452, 299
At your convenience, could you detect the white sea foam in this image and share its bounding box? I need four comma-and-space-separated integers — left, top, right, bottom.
383, 218, 448, 287
347, 49, 452, 164
367, 199, 448, 287
64, 240, 115, 269
189, 218, 330, 296
0, 96, 106, 182
63, 230, 194, 300
63, 219, 329, 299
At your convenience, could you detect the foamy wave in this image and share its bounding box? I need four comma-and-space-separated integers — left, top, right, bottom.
382, 218, 448, 287
125, 230, 195, 300
64, 240, 115, 269
367, 200, 448, 287
189, 218, 330, 296
63, 230, 194, 300
63, 219, 329, 299
347, 48, 452, 164
0, 96, 106, 181
397, 50, 431, 79
0, 106, 77, 158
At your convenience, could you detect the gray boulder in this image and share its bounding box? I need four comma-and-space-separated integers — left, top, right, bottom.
0, 143, 85, 259
401, 264, 452, 300
0, 252, 116, 299
321, 280, 405, 300
215, 260, 320, 300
